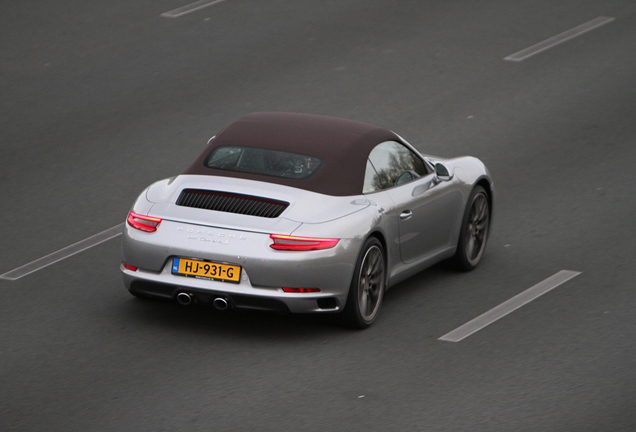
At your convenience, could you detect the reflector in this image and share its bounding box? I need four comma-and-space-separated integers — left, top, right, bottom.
282, 287, 321, 293
122, 261, 138, 271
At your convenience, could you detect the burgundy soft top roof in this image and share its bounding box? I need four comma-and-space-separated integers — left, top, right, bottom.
184, 112, 401, 196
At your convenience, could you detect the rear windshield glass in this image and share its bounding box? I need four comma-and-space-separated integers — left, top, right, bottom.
205, 146, 323, 180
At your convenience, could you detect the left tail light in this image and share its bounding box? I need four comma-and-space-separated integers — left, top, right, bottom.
270, 234, 339, 251
127, 212, 162, 232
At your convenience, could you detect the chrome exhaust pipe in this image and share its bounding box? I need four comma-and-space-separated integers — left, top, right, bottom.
213, 297, 229, 311
176, 292, 193, 306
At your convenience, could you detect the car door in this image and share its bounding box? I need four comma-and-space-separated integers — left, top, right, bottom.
364, 141, 462, 264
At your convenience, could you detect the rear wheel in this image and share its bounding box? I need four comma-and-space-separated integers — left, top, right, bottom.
343, 237, 386, 329
453, 185, 490, 271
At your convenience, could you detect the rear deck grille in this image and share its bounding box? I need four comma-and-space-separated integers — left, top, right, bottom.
176, 189, 289, 218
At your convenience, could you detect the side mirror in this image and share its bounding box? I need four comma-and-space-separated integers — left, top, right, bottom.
434, 163, 453, 182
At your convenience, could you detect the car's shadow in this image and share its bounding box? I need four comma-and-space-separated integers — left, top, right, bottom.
384, 260, 458, 302
118, 294, 349, 341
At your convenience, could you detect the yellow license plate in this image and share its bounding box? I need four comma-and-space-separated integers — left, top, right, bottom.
171, 257, 241, 283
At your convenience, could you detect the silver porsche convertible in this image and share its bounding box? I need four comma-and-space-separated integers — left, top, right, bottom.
121, 113, 493, 328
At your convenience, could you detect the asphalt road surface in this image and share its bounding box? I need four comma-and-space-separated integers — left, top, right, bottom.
2, 1, 636, 431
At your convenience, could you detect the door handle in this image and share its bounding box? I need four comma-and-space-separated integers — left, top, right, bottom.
400, 210, 413, 220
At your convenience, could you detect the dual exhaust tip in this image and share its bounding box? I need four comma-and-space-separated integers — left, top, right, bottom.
176, 292, 229, 311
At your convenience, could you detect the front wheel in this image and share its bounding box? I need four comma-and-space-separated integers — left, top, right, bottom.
453, 185, 490, 271
343, 237, 386, 329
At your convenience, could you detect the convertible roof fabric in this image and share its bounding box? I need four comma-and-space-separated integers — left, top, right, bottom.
184, 112, 401, 196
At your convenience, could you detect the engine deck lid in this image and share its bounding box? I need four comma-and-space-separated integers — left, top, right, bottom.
145, 175, 370, 231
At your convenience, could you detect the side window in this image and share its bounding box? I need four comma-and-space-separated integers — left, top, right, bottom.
363, 159, 379, 193
363, 141, 430, 193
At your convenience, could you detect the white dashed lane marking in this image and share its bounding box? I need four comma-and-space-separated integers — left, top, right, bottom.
504, 16, 615, 62
439, 270, 581, 342
0, 224, 123, 281
161, 0, 226, 18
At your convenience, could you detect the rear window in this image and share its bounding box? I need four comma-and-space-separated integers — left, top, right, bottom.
205, 146, 323, 180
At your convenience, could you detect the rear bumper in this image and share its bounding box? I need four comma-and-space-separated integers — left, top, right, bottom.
121, 219, 361, 313
122, 264, 345, 313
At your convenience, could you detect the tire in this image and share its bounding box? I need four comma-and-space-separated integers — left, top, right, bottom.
343, 237, 386, 329
453, 185, 490, 271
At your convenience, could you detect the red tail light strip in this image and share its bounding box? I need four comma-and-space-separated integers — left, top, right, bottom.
282, 287, 321, 293
127, 212, 162, 232
269, 234, 339, 251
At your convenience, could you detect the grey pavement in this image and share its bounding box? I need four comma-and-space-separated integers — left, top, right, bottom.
1, 1, 636, 431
